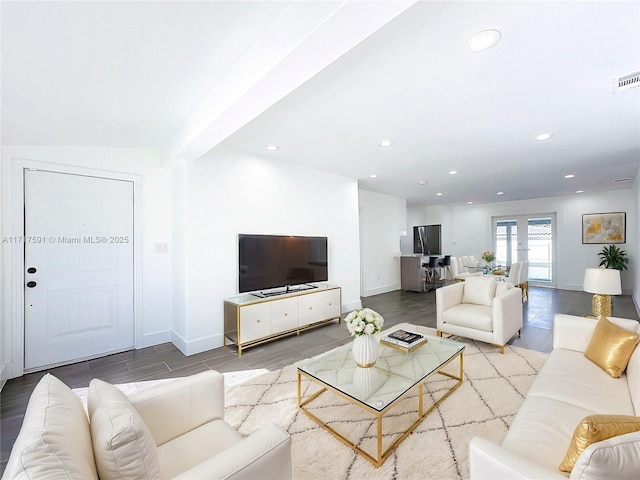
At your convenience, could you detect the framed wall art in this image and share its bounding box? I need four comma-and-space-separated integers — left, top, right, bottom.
582, 212, 626, 244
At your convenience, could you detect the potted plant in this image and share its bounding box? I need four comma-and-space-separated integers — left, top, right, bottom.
598, 244, 629, 271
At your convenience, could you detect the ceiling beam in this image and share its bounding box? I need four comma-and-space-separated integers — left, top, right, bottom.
164, 0, 417, 165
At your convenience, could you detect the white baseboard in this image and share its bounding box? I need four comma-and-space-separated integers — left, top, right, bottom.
342, 299, 363, 313
142, 330, 172, 348
362, 284, 400, 298
0, 362, 8, 390
556, 283, 634, 297
171, 331, 223, 356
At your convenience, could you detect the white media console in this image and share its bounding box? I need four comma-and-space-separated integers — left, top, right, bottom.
223, 284, 342, 355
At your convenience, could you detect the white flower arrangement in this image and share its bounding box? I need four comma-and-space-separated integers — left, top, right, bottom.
345, 308, 384, 337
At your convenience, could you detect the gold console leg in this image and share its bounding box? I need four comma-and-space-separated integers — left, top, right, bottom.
492, 344, 505, 354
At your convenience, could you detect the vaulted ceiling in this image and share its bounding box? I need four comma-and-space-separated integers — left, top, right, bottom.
2, 1, 639, 206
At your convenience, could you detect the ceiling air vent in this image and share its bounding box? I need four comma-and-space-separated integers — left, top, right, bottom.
613, 177, 631, 183
614, 70, 640, 92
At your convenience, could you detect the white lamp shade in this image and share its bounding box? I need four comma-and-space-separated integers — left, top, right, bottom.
583, 268, 622, 295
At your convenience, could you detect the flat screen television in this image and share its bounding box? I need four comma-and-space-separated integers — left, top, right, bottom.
238, 234, 328, 295
413, 224, 442, 255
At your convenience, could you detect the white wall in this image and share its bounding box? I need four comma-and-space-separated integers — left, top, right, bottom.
1, 149, 5, 387
171, 161, 189, 344
172, 146, 362, 354
401, 206, 424, 254
448, 190, 635, 292
634, 166, 640, 311
1, 146, 173, 378
359, 190, 406, 297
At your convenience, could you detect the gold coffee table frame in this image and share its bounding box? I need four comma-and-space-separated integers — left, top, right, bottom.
297, 342, 464, 468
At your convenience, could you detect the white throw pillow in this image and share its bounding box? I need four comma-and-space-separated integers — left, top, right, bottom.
3, 374, 99, 480
462, 277, 497, 307
88, 378, 161, 480
570, 431, 640, 480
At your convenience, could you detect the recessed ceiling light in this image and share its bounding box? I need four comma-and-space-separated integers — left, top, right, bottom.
370, 174, 378, 179
467, 201, 473, 204
265, 144, 279, 151
378, 139, 394, 147
535, 133, 554, 141
449, 170, 458, 175
436, 192, 443, 196
576, 190, 584, 194
468, 29, 502, 52
564, 174, 575, 179
418, 180, 427, 185
497, 191, 504, 195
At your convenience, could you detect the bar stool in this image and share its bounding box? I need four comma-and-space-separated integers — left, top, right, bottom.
438, 255, 452, 282
424, 256, 441, 290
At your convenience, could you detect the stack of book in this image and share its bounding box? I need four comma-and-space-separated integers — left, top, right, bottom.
380, 329, 428, 352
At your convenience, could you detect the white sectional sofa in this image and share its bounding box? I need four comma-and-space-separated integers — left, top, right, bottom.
3, 370, 291, 480
469, 314, 640, 479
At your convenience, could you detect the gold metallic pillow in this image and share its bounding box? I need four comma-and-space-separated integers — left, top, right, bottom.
584, 316, 639, 378
559, 414, 640, 472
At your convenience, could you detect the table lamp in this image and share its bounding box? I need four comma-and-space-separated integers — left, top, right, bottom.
583, 267, 621, 317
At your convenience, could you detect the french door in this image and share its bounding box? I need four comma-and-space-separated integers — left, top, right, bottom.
494, 214, 556, 287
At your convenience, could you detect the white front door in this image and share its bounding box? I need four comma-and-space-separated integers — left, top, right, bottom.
24, 170, 134, 370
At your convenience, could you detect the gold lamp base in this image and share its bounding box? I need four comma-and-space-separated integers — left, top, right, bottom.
592, 293, 612, 317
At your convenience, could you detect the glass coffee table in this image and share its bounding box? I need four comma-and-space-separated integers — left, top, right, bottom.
297, 333, 465, 467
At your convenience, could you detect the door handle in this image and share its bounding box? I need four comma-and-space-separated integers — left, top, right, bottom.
26, 281, 37, 288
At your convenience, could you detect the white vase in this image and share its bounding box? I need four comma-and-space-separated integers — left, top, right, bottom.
352, 333, 379, 368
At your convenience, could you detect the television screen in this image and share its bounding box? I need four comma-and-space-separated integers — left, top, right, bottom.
238, 234, 328, 293
413, 225, 442, 255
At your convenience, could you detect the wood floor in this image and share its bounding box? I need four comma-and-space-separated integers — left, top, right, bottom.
1, 286, 638, 474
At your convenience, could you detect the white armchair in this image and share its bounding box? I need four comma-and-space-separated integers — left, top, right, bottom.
436, 276, 523, 353
88, 370, 292, 480
4, 371, 292, 480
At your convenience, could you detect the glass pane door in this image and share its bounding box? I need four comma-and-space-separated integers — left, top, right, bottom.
494, 214, 556, 287
495, 219, 517, 266
527, 217, 553, 284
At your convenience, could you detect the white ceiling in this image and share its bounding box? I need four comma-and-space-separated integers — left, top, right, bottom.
2, 1, 639, 206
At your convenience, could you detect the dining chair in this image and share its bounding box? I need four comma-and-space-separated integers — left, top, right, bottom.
520, 260, 529, 302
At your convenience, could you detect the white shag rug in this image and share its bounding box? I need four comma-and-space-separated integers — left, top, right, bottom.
224, 339, 548, 480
